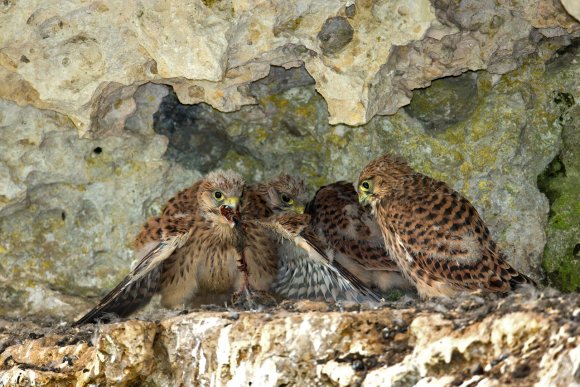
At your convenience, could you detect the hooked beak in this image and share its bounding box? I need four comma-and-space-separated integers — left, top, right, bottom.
358, 192, 370, 206
223, 196, 239, 210
294, 204, 305, 214
220, 196, 241, 228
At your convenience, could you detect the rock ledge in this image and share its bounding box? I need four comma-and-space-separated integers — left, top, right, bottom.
1, 290, 578, 386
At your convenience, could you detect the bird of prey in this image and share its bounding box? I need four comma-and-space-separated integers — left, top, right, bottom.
238, 173, 311, 294
242, 173, 309, 219
307, 181, 412, 293
254, 212, 382, 304
241, 174, 379, 303
356, 154, 534, 299
74, 170, 247, 325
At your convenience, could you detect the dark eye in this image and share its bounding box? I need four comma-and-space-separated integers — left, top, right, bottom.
362, 181, 370, 190
281, 194, 291, 203
214, 191, 223, 200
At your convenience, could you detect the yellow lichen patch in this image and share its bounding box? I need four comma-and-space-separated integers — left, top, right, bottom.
471, 146, 497, 170
252, 127, 270, 143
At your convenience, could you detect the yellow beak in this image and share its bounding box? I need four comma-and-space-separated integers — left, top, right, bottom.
224, 196, 240, 209
294, 204, 305, 214
358, 192, 369, 206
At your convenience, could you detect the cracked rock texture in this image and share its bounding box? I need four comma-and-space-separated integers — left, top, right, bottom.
0, 0, 578, 131
0, 292, 578, 386
0, 0, 579, 319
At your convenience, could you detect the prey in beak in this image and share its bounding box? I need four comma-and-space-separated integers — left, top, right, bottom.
220, 196, 241, 228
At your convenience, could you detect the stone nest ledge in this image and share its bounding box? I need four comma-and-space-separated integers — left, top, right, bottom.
0, 290, 578, 386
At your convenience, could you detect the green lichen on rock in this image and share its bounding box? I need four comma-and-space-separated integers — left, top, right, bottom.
405, 72, 480, 130
538, 101, 580, 292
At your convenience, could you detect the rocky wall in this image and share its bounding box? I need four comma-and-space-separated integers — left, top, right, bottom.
0, 0, 579, 330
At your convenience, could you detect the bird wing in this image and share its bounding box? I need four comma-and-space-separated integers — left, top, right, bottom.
307, 181, 398, 271
73, 230, 193, 325
385, 175, 532, 292
263, 213, 382, 304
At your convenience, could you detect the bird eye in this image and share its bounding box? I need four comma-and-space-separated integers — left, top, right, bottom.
281, 194, 293, 204
214, 191, 224, 200
361, 181, 370, 190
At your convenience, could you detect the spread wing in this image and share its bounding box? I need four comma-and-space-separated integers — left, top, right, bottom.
73, 231, 193, 325
307, 181, 398, 271
74, 183, 200, 325
261, 213, 382, 304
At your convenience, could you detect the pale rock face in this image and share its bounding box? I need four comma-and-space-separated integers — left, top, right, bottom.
0, 85, 199, 317
1, 0, 577, 131
0, 0, 579, 325
561, 0, 580, 22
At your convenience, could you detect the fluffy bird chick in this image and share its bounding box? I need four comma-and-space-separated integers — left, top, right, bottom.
74, 170, 246, 325
236, 173, 312, 295
357, 154, 534, 299
307, 181, 412, 293
242, 173, 309, 219
255, 212, 382, 304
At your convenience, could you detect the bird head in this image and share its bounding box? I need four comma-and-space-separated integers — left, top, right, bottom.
356, 178, 376, 207
264, 173, 309, 215
199, 170, 244, 228
357, 154, 414, 206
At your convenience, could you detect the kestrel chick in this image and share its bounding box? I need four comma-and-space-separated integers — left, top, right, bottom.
255, 212, 382, 303
235, 173, 311, 295
242, 173, 309, 219
357, 154, 534, 299
307, 181, 412, 293
75, 170, 246, 325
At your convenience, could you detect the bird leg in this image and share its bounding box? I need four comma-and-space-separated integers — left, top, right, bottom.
237, 249, 251, 294
230, 227, 256, 308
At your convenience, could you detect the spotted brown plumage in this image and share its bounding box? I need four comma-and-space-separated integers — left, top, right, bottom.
239, 174, 311, 295
307, 181, 412, 293
74, 170, 246, 325
357, 154, 534, 299
242, 173, 309, 219
256, 212, 382, 303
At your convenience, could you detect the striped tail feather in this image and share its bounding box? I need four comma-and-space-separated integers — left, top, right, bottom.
73, 266, 161, 325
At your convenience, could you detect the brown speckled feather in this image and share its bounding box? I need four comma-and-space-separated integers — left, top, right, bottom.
358, 154, 534, 299
238, 174, 311, 292
75, 170, 246, 325
307, 182, 411, 292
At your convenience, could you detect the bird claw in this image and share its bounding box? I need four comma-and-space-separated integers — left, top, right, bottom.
231, 287, 277, 310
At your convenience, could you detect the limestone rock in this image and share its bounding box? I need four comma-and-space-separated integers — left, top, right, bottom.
1, 0, 578, 130
0, 0, 579, 339
317, 16, 354, 55
0, 84, 199, 318
561, 0, 580, 22
0, 292, 577, 386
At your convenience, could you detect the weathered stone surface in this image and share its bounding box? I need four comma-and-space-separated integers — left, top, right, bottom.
1, 0, 578, 130
538, 93, 580, 292
405, 72, 479, 130
0, 291, 578, 386
0, 84, 199, 318
0, 0, 579, 370
317, 16, 354, 55
561, 0, 580, 22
